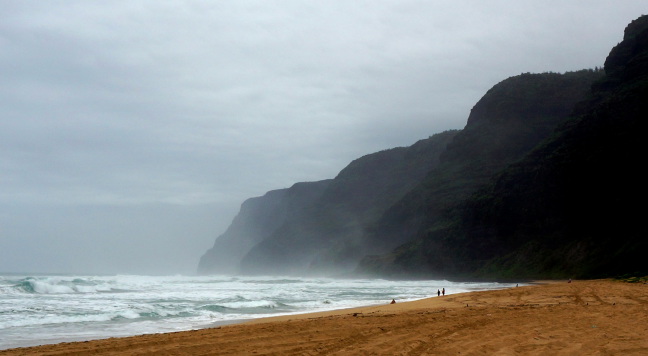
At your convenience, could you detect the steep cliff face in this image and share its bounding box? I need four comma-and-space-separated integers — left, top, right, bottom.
359, 70, 603, 259
462, 14, 648, 279
201, 16, 646, 279
197, 180, 331, 274
200, 71, 600, 276
358, 15, 648, 280
199, 70, 603, 277
198, 132, 457, 275
238, 131, 458, 275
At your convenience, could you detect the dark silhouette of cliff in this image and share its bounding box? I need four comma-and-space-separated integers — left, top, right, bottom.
198, 180, 331, 274
357, 15, 648, 280
199, 15, 647, 280
199, 131, 457, 275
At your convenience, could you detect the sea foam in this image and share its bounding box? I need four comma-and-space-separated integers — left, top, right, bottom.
0, 274, 520, 350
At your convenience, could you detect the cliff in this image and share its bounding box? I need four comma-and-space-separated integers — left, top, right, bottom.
197, 180, 331, 274
357, 15, 648, 279
199, 15, 646, 279
359, 70, 603, 258
199, 130, 457, 275
199, 68, 600, 276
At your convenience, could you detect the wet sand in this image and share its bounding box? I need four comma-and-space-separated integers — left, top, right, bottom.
2, 279, 646, 355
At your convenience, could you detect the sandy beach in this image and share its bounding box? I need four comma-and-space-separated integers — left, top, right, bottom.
2, 279, 646, 355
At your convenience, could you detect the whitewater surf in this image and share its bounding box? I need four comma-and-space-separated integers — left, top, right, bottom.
0, 274, 518, 349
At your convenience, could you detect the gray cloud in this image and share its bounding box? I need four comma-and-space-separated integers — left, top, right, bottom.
1, 0, 645, 274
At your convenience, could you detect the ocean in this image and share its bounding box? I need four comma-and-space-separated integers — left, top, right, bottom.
0, 274, 517, 350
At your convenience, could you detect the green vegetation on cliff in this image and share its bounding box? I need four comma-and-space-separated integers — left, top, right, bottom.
361, 70, 604, 260
200, 15, 646, 280
239, 130, 458, 275
357, 15, 648, 280
199, 130, 458, 275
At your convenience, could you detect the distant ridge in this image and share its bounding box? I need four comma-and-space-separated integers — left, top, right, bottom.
357, 14, 648, 279
198, 130, 457, 275
199, 15, 646, 280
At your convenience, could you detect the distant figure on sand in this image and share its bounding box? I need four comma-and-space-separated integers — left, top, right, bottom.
390, 299, 396, 304
437, 289, 440, 297
442, 288, 445, 296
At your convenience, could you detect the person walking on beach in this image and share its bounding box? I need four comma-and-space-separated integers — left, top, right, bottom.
442, 288, 445, 296
437, 289, 440, 297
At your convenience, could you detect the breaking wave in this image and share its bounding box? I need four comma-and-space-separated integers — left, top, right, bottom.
0, 274, 520, 350
3, 277, 117, 294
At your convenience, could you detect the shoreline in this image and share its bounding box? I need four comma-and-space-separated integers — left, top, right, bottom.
2, 279, 646, 355
0, 282, 516, 351
0, 284, 518, 351
237, 279, 556, 326
0, 282, 544, 351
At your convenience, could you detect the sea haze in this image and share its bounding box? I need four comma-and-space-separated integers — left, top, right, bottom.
0, 274, 518, 349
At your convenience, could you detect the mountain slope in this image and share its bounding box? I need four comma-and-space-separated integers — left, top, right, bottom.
198, 130, 458, 275
196, 16, 648, 279
197, 180, 331, 274
200, 68, 601, 276
358, 15, 648, 280
359, 70, 604, 261
238, 131, 458, 275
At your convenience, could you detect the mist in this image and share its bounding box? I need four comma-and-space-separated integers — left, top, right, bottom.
1, 1, 646, 275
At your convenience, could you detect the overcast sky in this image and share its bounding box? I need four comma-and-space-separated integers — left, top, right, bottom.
1, 1, 645, 275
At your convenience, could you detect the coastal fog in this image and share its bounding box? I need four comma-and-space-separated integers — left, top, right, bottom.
2, 1, 645, 275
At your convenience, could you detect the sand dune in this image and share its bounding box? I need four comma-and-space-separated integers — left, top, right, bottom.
2, 279, 647, 355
